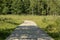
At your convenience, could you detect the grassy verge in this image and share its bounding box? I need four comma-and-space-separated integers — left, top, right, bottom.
0, 15, 60, 40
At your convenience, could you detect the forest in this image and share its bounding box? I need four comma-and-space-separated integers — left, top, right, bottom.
0, 0, 60, 15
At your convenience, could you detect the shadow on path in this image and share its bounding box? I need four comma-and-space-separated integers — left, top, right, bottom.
6, 26, 54, 40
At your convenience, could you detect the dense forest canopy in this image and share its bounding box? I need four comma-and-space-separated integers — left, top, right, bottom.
0, 0, 60, 15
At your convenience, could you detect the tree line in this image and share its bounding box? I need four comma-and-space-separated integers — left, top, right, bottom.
0, 0, 60, 15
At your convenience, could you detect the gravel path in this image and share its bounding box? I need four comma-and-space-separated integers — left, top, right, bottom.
6, 20, 54, 40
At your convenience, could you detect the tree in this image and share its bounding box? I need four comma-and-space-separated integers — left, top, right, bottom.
0, 0, 60, 15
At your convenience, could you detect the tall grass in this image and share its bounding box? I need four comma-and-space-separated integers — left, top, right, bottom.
0, 15, 60, 40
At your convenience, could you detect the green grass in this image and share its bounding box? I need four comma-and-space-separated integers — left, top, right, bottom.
0, 15, 60, 40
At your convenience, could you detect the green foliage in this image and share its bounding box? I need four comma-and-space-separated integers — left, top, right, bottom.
2, 7, 9, 14
0, 0, 60, 15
